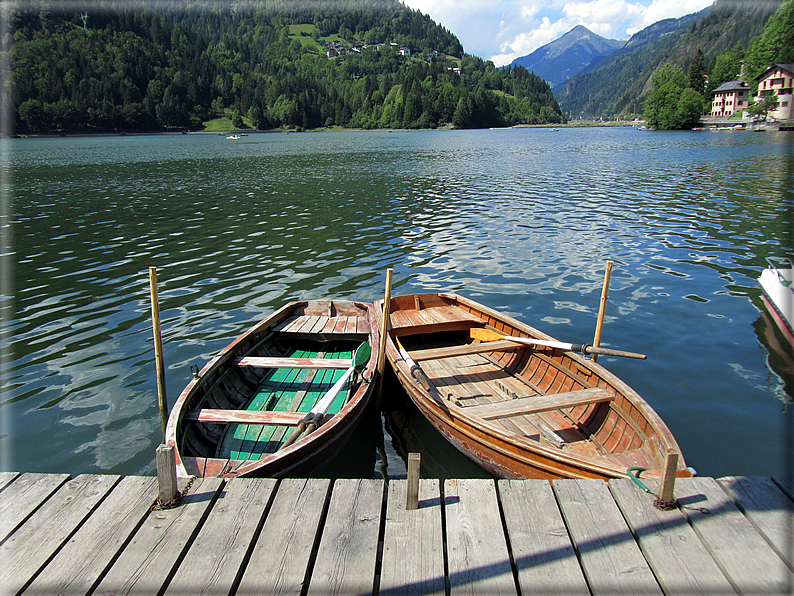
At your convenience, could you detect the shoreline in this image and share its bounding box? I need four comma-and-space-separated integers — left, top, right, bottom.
10, 121, 644, 139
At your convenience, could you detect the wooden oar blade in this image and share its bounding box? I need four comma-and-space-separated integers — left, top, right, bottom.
470, 327, 503, 341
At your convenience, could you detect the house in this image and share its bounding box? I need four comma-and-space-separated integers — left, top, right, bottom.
710, 81, 750, 117
399, 47, 411, 57
754, 63, 794, 120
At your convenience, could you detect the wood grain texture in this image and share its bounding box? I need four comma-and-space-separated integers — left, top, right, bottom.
444, 479, 516, 595
608, 478, 733, 595
553, 478, 661, 595
308, 479, 382, 596
675, 477, 794, 594
380, 479, 445, 596
0, 471, 19, 492
718, 476, 794, 570
237, 477, 330, 595
94, 477, 223, 596
465, 388, 612, 420
165, 477, 277, 595
24, 476, 158, 595
0, 474, 119, 595
0, 472, 70, 544
498, 479, 589, 595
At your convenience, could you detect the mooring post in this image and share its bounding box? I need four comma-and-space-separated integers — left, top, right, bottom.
659, 450, 679, 504
149, 267, 168, 442
376, 268, 393, 408
592, 261, 613, 363
406, 452, 420, 510
156, 444, 178, 505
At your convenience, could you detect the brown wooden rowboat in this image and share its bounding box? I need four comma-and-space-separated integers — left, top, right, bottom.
373, 292, 692, 480
166, 299, 378, 478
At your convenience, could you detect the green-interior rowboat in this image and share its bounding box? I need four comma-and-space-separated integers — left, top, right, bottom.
166, 300, 378, 478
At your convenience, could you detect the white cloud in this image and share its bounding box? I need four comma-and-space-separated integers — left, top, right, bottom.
402, 0, 714, 67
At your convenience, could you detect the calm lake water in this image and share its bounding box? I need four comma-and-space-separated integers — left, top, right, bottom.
2, 127, 793, 480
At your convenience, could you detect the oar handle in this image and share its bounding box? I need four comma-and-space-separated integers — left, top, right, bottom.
577, 344, 647, 360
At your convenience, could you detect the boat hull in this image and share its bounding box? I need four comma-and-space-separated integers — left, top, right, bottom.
167, 300, 378, 478
759, 262, 794, 341
374, 293, 690, 481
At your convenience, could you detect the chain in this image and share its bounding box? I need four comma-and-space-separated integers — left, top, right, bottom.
151, 476, 197, 511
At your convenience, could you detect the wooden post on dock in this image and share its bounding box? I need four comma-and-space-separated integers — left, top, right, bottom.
149, 267, 168, 442
659, 450, 679, 504
156, 444, 178, 505
406, 452, 420, 510
376, 268, 393, 407
592, 261, 613, 363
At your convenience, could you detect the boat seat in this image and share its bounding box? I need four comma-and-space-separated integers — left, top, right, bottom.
464, 388, 613, 421
235, 356, 352, 369
390, 305, 483, 336
185, 409, 331, 425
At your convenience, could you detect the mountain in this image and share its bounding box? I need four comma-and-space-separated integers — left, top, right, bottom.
7, 0, 566, 134
554, 0, 783, 119
509, 25, 626, 88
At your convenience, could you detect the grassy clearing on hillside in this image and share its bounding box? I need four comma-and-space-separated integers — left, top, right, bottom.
201, 115, 255, 132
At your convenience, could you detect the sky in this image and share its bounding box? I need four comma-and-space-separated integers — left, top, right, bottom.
402, 0, 714, 67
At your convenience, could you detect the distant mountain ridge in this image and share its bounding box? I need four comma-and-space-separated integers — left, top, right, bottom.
509, 25, 625, 88
554, 0, 783, 119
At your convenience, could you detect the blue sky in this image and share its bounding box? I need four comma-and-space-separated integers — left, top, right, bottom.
402, 0, 714, 67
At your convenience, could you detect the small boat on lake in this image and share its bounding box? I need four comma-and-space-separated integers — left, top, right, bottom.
166, 300, 378, 478
759, 257, 794, 343
373, 292, 692, 480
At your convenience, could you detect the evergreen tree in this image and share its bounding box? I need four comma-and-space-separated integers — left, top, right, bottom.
687, 48, 707, 94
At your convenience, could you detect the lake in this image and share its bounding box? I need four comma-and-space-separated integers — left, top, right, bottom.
2, 127, 792, 480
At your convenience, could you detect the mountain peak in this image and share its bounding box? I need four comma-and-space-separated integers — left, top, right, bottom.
509, 26, 625, 87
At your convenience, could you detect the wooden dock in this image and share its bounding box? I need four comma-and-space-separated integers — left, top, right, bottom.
1, 471, 792, 595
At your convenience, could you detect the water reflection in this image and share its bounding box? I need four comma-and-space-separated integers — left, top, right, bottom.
4, 128, 793, 478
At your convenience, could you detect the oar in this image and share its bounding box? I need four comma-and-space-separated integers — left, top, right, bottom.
280, 342, 372, 450
470, 328, 647, 359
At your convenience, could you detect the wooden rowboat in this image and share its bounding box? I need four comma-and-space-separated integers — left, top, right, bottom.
166, 299, 378, 478
373, 292, 692, 480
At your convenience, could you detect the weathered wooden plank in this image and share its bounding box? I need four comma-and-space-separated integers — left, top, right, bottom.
164, 477, 277, 595
498, 479, 589, 596
24, 476, 158, 595
718, 476, 794, 569
236, 477, 330, 595
380, 479, 445, 596
465, 388, 613, 421
0, 471, 19, 492
444, 479, 516, 595
184, 409, 319, 425
675, 477, 794, 594
235, 356, 352, 369
0, 472, 71, 544
553, 478, 661, 595
94, 477, 223, 596
308, 479, 383, 595
410, 340, 519, 362
0, 474, 119, 595
608, 478, 734, 594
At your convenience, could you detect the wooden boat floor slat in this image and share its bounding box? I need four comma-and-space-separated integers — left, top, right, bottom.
218, 348, 353, 461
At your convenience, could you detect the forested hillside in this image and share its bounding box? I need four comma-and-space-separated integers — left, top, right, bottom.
6, 0, 566, 134
555, 0, 783, 120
